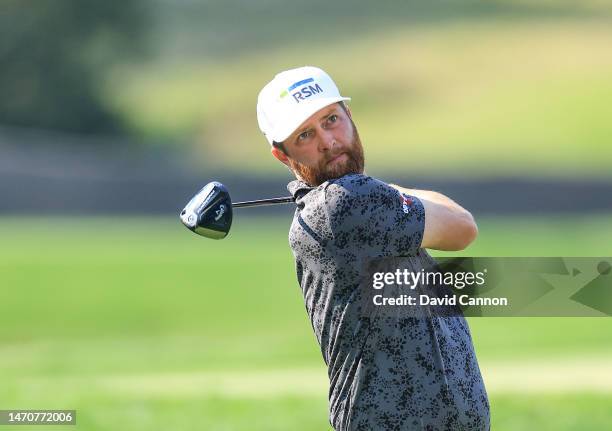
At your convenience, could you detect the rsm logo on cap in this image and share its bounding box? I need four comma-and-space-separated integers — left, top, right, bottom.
279, 77, 323, 103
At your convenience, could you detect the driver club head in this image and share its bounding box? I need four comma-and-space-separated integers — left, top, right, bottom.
180, 182, 233, 239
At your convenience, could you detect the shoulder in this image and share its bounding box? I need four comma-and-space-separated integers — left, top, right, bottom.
324, 173, 387, 196
291, 174, 392, 240
318, 174, 405, 236
322, 174, 400, 214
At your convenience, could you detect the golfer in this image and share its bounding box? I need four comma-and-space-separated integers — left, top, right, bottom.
257, 66, 490, 431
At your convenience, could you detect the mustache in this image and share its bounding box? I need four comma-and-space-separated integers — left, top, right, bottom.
323, 151, 347, 164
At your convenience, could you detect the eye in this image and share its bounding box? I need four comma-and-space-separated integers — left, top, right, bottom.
297, 130, 312, 142
328, 114, 338, 124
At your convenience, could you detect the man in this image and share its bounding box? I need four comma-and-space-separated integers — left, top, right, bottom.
257, 66, 490, 431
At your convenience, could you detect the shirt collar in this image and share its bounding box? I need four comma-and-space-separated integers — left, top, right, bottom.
287, 173, 361, 200
287, 179, 314, 199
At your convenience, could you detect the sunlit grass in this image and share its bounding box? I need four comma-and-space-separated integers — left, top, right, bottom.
1, 216, 611, 430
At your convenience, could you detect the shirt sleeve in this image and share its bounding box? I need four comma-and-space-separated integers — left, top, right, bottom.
323, 174, 425, 258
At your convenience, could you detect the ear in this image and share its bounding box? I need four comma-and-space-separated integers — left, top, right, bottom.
271, 147, 291, 168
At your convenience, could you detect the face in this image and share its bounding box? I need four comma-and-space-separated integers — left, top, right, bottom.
271, 103, 365, 186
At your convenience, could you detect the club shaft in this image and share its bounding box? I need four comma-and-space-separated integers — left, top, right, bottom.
233, 196, 295, 208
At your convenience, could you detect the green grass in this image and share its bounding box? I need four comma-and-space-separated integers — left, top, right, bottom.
1, 215, 611, 430
491, 393, 612, 431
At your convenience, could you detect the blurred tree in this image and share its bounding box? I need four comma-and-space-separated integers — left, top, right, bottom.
0, 0, 149, 135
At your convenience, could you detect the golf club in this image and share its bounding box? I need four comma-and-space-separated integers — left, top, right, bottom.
179, 181, 294, 239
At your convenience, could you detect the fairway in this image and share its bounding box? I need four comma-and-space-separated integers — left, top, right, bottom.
1, 215, 611, 430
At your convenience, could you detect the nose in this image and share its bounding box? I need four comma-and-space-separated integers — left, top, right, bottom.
318, 129, 335, 152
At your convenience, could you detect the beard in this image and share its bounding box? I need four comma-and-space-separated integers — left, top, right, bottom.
287, 124, 365, 187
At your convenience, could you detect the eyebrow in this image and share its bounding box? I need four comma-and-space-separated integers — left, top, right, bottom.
291, 108, 340, 142
294, 126, 312, 138
318, 108, 339, 122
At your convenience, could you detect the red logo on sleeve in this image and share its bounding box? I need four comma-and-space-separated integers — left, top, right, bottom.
401, 194, 413, 213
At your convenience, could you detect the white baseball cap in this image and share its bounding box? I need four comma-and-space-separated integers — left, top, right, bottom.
257, 66, 351, 145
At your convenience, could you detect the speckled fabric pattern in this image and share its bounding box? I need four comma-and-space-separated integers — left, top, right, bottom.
287, 173, 490, 431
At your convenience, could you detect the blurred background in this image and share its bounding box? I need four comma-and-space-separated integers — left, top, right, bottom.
1, 0, 611, 429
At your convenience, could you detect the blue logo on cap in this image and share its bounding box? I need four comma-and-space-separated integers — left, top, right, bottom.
279, 77, 323, 103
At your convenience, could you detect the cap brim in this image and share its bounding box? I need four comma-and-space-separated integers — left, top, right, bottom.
270, 96, 351, 144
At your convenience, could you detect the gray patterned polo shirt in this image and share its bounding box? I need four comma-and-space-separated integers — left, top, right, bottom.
287, 173, 490, 431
